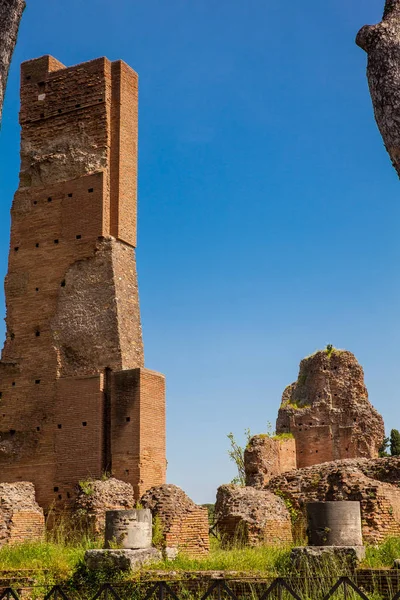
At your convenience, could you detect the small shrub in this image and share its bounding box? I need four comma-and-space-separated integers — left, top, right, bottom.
152, 514, 164, 548
79, 480, 94, 496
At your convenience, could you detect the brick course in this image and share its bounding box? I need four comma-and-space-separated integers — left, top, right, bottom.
141, 485, 210, 557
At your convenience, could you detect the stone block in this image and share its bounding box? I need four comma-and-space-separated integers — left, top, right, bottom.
84, 548, 161, 572
105, 509, 152, 549
290, 546, 366, 569
164, 547, 179, 560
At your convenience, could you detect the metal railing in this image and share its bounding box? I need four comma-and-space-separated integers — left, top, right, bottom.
0, 576, 397, 600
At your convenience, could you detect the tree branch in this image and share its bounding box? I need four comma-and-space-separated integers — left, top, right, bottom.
357, 1, 400, 179
0, 0, 25, 126
383, 0, 400, 19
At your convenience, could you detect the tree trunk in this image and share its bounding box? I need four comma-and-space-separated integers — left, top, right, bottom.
0, 0, 25, 125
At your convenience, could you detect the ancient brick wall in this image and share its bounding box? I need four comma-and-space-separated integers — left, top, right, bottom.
0, 483, 45, 547
245, 435, 296, 487
215, 485, 293, 547
0, 55, 166, 508
276, 349, 384, 468
267, 457, 400, 544
74, 478, 135, 534
111, 369, 166, 498
141, 485, 210, 557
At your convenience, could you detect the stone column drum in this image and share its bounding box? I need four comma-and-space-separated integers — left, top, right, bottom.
306, 501, 363, 546
105, 509, 152, 549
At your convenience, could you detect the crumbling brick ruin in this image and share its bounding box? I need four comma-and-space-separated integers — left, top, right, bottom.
267, 457, 400, 544
215, 484, 293, 547
0, 483, 45, 547
74, 478, 135, 535
233, 347, 400, 545
0, 55, 166, 509
141, 484, 210, 557
276, 349, 384, 468
245, 435, 296, 487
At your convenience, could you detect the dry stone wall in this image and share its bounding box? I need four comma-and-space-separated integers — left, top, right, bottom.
215, 484, 293, 547
141, 484, 210, 557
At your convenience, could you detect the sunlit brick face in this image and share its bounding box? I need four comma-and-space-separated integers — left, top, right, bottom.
0, 55, 166, 508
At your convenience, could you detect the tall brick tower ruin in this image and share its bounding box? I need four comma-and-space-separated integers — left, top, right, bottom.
0, 55, 166, 508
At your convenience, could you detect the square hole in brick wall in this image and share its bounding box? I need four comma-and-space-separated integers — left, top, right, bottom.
35, 379, 41, 384
54, 487, 59, 492
82, 422, 87, 427
48, 197, 52, 203
57, 424, 62, 429
61, 280, 66, 287
75, 104, 81, 108
67, 193, 73, 198
25, 75, 31, 81
58, 494, 62, 500
12, 382, 15, 387
35, 288, 39, 292
76, 235, 82, 240
35, 331, 40, 337
0, 393, 3, 399
14, 247, 19, 252
35, 243, 39, 248
9, 430, 15, 435
36, 427, 40, 431
126, 417, 131, 422
33, 201, 37, 205
54, 239, 59, 244
88, 188, 94, 193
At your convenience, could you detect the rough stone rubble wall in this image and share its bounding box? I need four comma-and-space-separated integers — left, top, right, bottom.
276, 350, 384, 468
266, 457, 400, 544
74, 478, 134, 534
141, 484, 210, 557
215, 484, 293, 547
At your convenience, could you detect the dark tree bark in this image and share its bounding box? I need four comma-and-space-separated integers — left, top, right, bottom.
0, 0, 25, 125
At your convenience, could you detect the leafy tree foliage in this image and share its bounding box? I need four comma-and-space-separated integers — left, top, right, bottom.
390, 429, 400, 456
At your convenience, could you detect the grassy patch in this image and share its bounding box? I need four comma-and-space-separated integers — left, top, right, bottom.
2, 534, 400, 591
146, 538, 292, 575
0, 538, 101, 584
362, 537, 400, 568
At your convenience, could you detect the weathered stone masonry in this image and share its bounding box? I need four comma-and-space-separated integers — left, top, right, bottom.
0, 55, 166, 508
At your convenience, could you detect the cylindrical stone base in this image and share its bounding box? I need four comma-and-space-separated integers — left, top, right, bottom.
105, 509, 152, 549
306, 501, 363, 547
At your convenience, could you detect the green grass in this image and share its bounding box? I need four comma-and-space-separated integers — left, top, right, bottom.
1, 534, 400, 590
146, 538, 292, 575
363, 537, 400, 568
0, 537, 102, 585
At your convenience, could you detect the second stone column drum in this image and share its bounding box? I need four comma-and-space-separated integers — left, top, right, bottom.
306, 501, 363, 546
105, 509, 152, 549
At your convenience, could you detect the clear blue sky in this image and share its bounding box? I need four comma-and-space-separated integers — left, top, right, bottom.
0, 0, 398, 504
